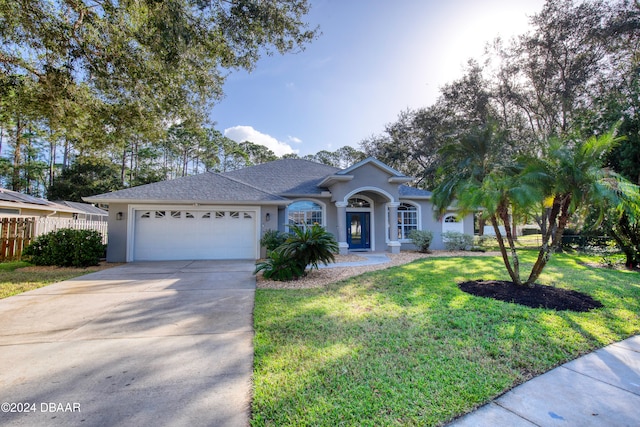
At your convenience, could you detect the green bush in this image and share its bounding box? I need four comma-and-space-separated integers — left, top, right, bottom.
254, 249, 305, 281
408, 229, 433, 253
259, 229, 289, 254
23, 228, 105, 267
279, 224, 339, 271
442, 231, 474, 251
474, 235, 494, 247
254, 224, 338, 281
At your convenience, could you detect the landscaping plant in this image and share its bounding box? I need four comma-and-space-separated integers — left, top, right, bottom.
259, 229, 290, 254
23, 228, 105, 267
254, 249, 305, 281
278, 224, 338, 271
408, 229, 433, 253
442, 231, 473, 251
434, 126, 640, 286
254, 224, 338, 281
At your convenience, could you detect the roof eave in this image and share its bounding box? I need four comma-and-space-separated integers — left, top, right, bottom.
388, 177, 414, 184
81, 197, 290, 206
400, 195, 432, 200
0, 200, 85, 214
317, 175, 354, 187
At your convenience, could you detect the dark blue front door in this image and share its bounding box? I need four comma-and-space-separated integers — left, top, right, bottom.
347, 212, 371, 250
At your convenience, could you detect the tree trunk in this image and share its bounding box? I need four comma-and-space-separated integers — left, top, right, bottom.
129, 139, 137, 185
527, 194, 571, 285
12, 117, 23, 191
48, 131, 56, 190
478, 216, 485, 236
608, 226, 635, 269
611, 214, 640, 270
120, 148, 127, 186
491, 214, 522, 285
498, 204, 521, 283
527, 198, 560, 285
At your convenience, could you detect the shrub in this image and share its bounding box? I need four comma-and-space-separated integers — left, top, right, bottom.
279, 224, 339, 271
475, 235, 494, 247
254, 249, 305, 281
442, 231, 474, 251
255, 224, 338, 281
260, 229, 289, 254
408, 229, 433, 253
23, 228, 105, 267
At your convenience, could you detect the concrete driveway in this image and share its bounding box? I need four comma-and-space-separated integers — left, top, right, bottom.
0, 260, 255, 427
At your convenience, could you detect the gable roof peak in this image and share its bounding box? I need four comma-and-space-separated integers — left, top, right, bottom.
337, 157, 408, 177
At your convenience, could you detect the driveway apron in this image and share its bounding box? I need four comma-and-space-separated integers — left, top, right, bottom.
0, 260, 255, 427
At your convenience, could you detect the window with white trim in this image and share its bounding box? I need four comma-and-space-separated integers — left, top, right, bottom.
397, 203, 418, 240
288, 200, 323, 230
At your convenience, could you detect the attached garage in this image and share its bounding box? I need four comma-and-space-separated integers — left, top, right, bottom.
131, 207, 259, 261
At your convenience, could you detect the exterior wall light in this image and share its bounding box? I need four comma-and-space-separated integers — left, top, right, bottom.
116, 212, 124, 221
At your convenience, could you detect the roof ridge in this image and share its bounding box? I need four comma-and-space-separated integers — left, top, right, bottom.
221, 157, 341, 173
208, 171, 287, 200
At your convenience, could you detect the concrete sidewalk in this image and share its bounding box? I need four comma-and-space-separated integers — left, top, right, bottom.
448, 335, 640, 426
0, 260, 256, 427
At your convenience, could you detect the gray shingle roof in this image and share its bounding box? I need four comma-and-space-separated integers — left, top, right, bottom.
56, 201, 108, 216
83, 158, 433, 204
222, 158, 339, 195
84, 172, 289, 203
399, 185, 432, 198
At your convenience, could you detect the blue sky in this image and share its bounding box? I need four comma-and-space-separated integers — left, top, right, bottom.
212, 0, 545, 157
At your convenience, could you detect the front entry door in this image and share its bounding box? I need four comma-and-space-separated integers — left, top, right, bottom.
347, 212, 371, 250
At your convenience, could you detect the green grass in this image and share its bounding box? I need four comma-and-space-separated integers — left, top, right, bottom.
252, 252, 640, 426
0, 261, 105, 299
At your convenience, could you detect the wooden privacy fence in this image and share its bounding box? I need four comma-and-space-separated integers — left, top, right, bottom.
0, 217, 108, 261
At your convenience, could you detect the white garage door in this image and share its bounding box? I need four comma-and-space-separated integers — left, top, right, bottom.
133, 208, 258, 261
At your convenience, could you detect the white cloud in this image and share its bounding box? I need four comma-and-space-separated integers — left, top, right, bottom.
224, 125, 297, 157
288, 135, 302, 144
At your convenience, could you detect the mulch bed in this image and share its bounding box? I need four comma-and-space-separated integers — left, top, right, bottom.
459, 280, 604, 312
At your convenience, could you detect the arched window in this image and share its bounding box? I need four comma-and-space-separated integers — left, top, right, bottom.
397, 202, 418, 240
288, 200, 323, 230
442, 214, 464, 234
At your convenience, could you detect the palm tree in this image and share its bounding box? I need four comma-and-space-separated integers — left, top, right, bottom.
434, 126, 639, 286
523, 130, 639, 284
433, 123, 533, 286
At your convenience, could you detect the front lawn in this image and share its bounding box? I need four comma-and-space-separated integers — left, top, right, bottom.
0, 261, 109, 299
252, 252, 640, 426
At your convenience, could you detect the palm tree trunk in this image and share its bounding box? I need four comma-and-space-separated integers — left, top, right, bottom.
498, 205, 520, 282
527, 195, 570, 285
491, 214, 522, 285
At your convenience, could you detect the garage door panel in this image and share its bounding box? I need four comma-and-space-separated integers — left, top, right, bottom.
133, 208, 257, 261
